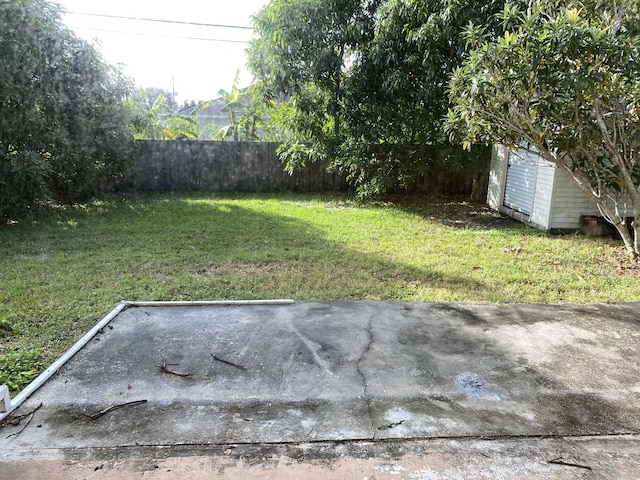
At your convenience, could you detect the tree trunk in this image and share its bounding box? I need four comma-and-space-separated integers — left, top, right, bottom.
549, 158, 639, 261
632, 217, 640, 261
470, 169, 487, 202
609, 216, 639, 261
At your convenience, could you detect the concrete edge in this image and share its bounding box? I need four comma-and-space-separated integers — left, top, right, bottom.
123, 299, 296, 307
0, 301, 129, 423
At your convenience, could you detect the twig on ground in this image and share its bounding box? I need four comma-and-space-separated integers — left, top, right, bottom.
157, 360, 191, 377
211, 353, 246, 370
87, 399, 147, 420
377, 420, 405, 430
548, 457, 592, 470
4, 402, 43, 439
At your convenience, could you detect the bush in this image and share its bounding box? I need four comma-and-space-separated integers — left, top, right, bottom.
0, 150, 51, 220
0, 0, 136, 214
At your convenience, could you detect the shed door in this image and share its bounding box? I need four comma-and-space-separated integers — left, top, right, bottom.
503, 150, 535, 215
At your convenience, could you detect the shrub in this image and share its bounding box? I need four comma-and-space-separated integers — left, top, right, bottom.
0, 150, 51, 220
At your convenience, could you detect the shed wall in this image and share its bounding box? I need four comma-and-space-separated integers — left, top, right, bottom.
549, 169, 604, 230
488, 145, 618, 231
487, 145, 508, 210
529, 161, 555, 230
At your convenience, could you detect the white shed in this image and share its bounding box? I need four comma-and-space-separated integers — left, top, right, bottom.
487, 145, 608, 231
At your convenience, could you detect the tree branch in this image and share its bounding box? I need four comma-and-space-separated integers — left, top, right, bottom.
593, 95, 640, 210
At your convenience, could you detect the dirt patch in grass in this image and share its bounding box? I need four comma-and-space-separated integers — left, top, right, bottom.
382, 195, 518, 230
194, 261, 295, 276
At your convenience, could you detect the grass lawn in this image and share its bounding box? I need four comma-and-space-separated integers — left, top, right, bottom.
1, 192, 638, 394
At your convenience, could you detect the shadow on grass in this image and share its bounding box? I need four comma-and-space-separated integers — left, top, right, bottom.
161, 194, 488, 301
1, 192, 488, 306
383, 194, 522, 231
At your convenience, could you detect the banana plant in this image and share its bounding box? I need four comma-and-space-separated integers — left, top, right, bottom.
128, 89, 206, 140
212, 70, 249, 141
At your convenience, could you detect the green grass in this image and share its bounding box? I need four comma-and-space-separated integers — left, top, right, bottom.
1, 192, 638, 394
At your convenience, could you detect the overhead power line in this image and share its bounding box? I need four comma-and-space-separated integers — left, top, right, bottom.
66, 11, 253, 30
70, 26, 250, 43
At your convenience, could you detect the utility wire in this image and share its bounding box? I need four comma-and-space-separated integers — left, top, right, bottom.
66, 11, 253, 30
70, 26, 250, 43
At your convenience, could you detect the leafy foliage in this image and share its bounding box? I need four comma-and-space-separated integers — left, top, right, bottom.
249, 0, 381, 180
128, 88, 204, 140
0, 350, 44, 395
345, 0, 504, 146
0, 150, 51, 218
447, 0, 640, 259
211, 71, 255, 141
0, 0, 136, 216
248, 0, 503, 196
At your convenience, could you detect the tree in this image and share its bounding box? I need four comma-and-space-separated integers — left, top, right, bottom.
179, 99, 201, 111
209, 71, 286, 142
248, 0, 505, 196
447, 0, 640, 260
340, 0, 504, 195
212, 70, 250, 141
248, 0, 380, 169
128, 89, 171, 140
0, 0, 136, 215
47, 41, 136, 201
142, 87, 178, 114
346, 0, 504, 145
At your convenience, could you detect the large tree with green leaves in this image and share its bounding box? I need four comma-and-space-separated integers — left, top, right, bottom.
346, 0, 504, 145
340, 0, 504, 195
248, 0, 506, 196
0, 0, 135, 216
447, 0, 640, 260
248, 0, 380, 171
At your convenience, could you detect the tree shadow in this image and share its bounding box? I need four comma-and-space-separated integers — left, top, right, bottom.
159, 194, 488, 300
3, 194, 639, 447
383, 194, 521, 230
355, 301, 640, 440
0, 192, 488, 306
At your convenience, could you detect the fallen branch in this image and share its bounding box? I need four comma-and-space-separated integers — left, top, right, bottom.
157, 360, 190, 377
87, 399, 147, 420
377, 420, 405, 430
548, 457, 592, 470
211, 353, 246, 370
4, 402, 43, 439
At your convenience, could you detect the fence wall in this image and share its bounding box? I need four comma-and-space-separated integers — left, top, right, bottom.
133, 140, 344, 193
132, 140, 489, 197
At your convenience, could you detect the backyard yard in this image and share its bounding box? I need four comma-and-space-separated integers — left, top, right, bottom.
1, 192, 639, 394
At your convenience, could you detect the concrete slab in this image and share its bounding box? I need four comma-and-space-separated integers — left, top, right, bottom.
1, 301, 639, 478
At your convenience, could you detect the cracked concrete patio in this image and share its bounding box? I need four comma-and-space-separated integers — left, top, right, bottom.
1, 300, 640, 479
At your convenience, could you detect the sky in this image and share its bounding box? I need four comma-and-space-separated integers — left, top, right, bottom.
55, 0, 269, 104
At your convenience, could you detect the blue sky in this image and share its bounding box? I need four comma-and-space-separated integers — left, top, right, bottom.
56, 0, 268, 103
